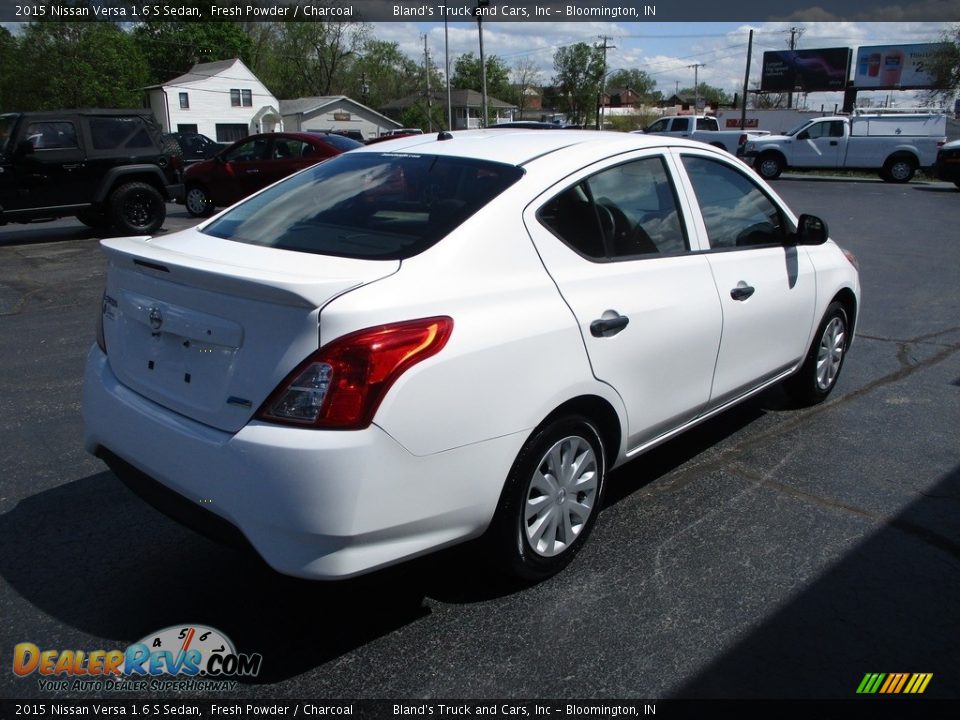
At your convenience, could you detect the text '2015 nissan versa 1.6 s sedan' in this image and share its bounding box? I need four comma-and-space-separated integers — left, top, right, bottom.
83, 130, 861, 582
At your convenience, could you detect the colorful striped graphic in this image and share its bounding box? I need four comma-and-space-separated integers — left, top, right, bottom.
857, 672, 933, 694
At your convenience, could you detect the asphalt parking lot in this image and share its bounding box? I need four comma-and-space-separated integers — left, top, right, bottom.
1, 177, 958, 701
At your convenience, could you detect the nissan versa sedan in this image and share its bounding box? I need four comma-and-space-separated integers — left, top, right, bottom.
83, 130, 860, 581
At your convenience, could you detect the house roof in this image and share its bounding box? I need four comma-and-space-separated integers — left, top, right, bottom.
145, 58, 244, 89
381, 89, 516, 112
279, 95, 401, 128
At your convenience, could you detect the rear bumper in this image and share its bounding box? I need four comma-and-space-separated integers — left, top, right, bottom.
82, 346, 524, 579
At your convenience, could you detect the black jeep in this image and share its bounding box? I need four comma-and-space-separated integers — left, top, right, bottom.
0, 109, 184, 235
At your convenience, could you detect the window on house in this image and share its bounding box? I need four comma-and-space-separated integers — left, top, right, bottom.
241, 90, 252, 107
230, 89, 241, 107
179, 92, 189, 110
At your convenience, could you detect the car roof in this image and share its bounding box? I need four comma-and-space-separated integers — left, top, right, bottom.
352, 129, 707, 166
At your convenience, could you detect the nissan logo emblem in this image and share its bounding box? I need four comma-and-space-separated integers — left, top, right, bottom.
148, 307, 163, 332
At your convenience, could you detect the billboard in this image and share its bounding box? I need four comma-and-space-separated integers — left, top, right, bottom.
761, 48, 852, 92
853, 44, 948, 90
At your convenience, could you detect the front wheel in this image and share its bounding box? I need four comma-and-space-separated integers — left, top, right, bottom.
489, 415, 606, 582
785, 301, 850, 406
756, 153, 784, 180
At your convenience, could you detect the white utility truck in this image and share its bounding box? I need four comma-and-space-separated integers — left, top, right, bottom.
742, 109, 947, 183
638, 115, 769, 155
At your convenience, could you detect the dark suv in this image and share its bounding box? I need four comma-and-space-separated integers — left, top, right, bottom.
0, 109, 184, 234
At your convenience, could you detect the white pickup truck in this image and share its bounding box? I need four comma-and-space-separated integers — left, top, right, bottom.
742, 112, 947, 183
637, 115, 769, 155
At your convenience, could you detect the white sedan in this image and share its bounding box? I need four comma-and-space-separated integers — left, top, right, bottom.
83, 130, 860, 581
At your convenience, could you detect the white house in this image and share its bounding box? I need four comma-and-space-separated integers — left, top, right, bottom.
144, 58, 282, 142
280, 96, 401, 141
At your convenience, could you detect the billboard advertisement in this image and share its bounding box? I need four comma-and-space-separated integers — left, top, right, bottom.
761, 48, 852, 92
853, 44, 948, 90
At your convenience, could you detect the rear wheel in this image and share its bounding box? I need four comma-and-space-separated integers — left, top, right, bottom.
756, 153, 784, 180
489, 415, 606, 581
109, 182, 165, 235
785, 301, 850, 406
882, 155, 916, 183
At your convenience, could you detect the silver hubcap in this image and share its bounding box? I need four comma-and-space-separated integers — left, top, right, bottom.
524, 435, 598, 557
816, 316, 846, 391
890, 162, 911, 181
186, 189, 207, 214
760, 159, 780, 177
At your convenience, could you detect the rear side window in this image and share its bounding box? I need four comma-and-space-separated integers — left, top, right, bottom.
88, 117, 153, 150
202, 153, 524, 260
25, 121, 78, 150
538, 155, 688, 260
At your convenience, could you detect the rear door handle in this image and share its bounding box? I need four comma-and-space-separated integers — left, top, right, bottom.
829, 140, 838, 146
730, 284, 755, 301
590, 313, 629, 338
245, 169, 260, 174
62, 163, 83, 170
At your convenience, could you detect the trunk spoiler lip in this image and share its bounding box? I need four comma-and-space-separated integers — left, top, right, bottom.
100, 236, 401, 310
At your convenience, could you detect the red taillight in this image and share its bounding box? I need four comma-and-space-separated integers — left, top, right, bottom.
258, 317, 453, 430
738, 133, 747, 146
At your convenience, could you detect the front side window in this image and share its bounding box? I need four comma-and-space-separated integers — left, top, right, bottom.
202, 153, 524, 260
224, 137, 270, 162
681, 155, 787, 249
538, 155, 688, 260
0, 114, 16, 154
24, 121, 78, 150
672, 117, 690, 132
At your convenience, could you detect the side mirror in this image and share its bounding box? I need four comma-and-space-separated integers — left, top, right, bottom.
15, 140, 35, 156
795, 214, 829, 245
797, 130, 810, 140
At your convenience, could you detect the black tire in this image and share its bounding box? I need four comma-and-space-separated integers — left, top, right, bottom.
785, 301, 850, 407
755, 152, 784, 180
76, 209, 110, 230
185, 184, 214, 218
109, 182, 165, 235
488, 414, 606, 581
882, 155, 916, 183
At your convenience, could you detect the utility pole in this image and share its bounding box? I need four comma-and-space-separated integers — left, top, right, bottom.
688, 63, 704, 113
597, 35, 616, 130
444, 18, 452, 130
423, 34, 433, 132
740, 29, 753, 130
476, 0, 490, 128
787, 26, 804, 109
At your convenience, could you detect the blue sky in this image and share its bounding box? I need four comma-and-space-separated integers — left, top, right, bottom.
396, 20, 953, 107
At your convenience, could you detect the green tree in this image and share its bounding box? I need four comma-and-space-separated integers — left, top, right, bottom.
511, 56, 543, 118
0, 26, 16, 112
251, 21, 369, 100
347, 39, 427, 109
552, 42, 605, 125
928, 26, 960, 98
605, 68, 658, 100
451, 52, 512, 101
134, 20, 254, 86
679, 82, 733, 107
10, 22, 150, 110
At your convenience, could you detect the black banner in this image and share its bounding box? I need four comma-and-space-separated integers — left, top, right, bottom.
0, 0, 959, 23
760, 48, 853, 93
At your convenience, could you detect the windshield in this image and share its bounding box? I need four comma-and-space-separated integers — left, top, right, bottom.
202, 152, 524, 260
0, 114, 16, 155
785, 120, 815, 137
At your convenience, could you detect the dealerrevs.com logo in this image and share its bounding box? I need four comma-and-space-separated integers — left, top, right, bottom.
12, 624, 262, 692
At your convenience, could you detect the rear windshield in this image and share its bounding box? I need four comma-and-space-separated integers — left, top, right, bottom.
312, 132, 364, 152
202, 152, 524, 259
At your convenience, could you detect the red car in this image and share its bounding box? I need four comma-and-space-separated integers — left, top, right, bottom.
183, 131, 362, 217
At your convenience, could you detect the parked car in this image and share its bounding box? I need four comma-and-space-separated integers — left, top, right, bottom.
0, 109, 183, 234
934, 138, 960, 188
166, 132, 224, 163
183, 131, 362, 217
638, 115, 770, 155
83, 131, 860, 582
